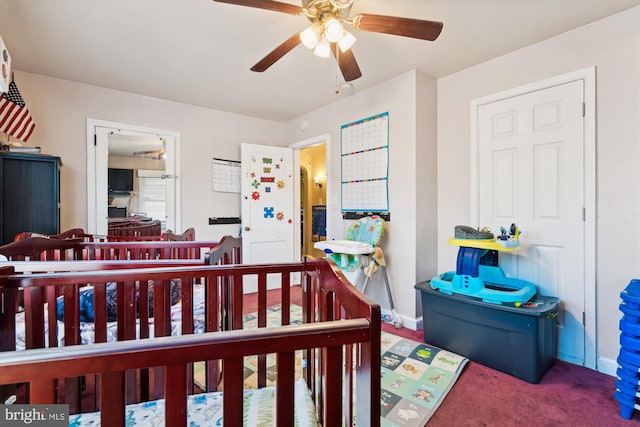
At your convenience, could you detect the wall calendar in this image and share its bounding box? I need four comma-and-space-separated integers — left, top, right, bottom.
211, 157, 241, 193
340, 112, 389, 212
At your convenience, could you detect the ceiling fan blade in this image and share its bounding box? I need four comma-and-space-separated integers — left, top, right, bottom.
213, 0, 303, 15
331, 44, 362, 82
353, 13, 443, 41
251, 32, 302, 72
134, 149, 164, 156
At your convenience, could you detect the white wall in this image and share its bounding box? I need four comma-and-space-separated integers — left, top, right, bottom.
285, 70, 438, 328
437, 7, 640, 371
11, 71, 285, 241
415, 71, 439, 321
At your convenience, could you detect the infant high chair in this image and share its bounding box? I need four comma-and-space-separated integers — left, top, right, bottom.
314, 215, 402, 328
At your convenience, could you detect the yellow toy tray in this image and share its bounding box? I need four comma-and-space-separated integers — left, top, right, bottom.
448, 238, 520, 252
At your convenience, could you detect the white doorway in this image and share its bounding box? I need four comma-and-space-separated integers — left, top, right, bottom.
290, 134, 331, 262
299, 143, 327, 259
471, 67, 596, 368
86, 119, 181, 235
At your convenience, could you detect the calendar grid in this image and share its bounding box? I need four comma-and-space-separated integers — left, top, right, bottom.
340, 112, 389, 212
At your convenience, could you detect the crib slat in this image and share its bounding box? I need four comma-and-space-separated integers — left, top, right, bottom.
100, 371, 125, 425
24, 287, 45, 349
45, 286, 57, 349
165, 364, 187, 427
345, 342, 355, 423
205, 273, 221, 392
117, 281, 137, 405
181, 276, 194, 336
276, 351, 295, 427
223, 357, 244, 427
30, 378, 55, 403
323, 345, 343, 426
281, 273, 291, 325
257, 272, 267, 388
0, 285, 17, 351
93, 283, 107, 343
152, 280, 170, 399
231, 273, 243, 330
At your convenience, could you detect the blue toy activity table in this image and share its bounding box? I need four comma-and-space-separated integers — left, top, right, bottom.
430, 238, 536, 305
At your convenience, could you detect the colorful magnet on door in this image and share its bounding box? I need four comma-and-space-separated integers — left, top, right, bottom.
275, 163, 280, 169
251, 191, 260, 200
277, 180, 285, 189
251, 180, 260, 189
263, 167, 271, 173
276, 212, 284, 221
288, 219, 292, 224
263, 157, 272, 164
265, 187, 271, 193
261, 177, 275, 183
264, 207, 274, 218
250, 172, 256, 178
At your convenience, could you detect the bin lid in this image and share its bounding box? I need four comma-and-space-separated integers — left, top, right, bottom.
415, 280, 559, 316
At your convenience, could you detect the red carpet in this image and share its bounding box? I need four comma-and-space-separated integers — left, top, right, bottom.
17, 287, 637, 426
382, 322, 636, 426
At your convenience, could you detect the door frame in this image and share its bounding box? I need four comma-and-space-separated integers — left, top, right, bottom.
469, 66, 596, 369
86, 118, 182, 235
290, 133, 331, 262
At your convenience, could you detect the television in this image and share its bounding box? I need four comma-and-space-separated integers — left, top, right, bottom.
108, 168, 134, 193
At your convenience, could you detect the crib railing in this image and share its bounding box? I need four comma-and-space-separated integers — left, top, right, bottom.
0, 258, 380, 426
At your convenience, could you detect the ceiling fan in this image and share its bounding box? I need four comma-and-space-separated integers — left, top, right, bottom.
133, 149, 165, 160
213, 0, 443, 82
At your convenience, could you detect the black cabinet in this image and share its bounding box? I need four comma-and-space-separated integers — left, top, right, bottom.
0, 152, 60, 244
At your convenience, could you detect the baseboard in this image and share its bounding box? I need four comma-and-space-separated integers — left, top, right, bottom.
387, 313, 422, 331
598, 356, 617, 377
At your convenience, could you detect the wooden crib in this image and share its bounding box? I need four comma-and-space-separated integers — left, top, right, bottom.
1, 234, 232, 263
0, 258, 381, 426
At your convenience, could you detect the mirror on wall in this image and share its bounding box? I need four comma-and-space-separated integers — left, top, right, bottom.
107, 133, 168, 230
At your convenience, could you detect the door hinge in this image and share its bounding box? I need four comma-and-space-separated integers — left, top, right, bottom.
94, 134, 97, 146
582, 207, 586, 221
582, 311, 586, 326
582, 103, 585, 117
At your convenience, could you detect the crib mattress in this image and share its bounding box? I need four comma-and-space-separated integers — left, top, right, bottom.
68, 378, 319, 427
15, 284, 207, 351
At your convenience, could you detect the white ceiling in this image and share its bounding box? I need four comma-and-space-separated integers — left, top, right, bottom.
0, 0, 638, 122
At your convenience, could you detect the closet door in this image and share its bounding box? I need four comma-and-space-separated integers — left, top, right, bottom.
0, 152, 60, 244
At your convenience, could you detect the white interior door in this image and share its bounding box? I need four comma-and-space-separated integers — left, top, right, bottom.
476, 80, 586, 365
241, 143, 295, 291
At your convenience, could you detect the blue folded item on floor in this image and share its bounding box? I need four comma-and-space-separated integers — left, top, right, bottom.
615, 279, 640, 420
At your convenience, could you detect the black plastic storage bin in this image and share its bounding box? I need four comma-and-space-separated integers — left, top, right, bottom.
415, 281, 558, 383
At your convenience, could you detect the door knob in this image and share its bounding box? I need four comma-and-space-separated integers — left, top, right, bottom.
244, 226, 251, 231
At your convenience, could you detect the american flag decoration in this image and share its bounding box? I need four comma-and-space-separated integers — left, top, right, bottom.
0, 81, 35, 143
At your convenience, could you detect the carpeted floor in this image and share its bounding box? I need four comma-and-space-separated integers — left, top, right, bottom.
16, 285, 639, 426
197, 303, 469, 427
384, 323, 637, 426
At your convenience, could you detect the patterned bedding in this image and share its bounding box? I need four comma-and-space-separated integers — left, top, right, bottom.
69, 378, 319, 427
15, 284, 207, 351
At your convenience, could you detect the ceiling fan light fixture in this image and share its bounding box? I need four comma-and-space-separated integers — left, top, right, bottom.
337, 29, 356, 52
313, 36, 331, 58
323, 17, 343, 42
300, 22, 322, 49
329, 0, 353, 9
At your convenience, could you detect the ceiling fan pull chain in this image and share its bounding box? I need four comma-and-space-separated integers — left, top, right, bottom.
335, 47, 340, 94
